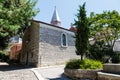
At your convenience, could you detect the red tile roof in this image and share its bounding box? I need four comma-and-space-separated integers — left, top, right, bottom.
69, 26, 76, 32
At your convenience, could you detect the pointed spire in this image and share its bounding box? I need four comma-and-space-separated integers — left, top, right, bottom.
51, 6, 61, 26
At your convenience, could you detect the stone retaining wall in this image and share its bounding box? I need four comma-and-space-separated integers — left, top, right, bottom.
103, 64, 120, 74
98, 72, 120, 80
97, 64, 120, 80
64, 68, 101, 80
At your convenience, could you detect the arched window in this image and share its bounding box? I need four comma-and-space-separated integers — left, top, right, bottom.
61, 33, 67, 46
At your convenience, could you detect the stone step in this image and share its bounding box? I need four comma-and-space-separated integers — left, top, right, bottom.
98, 72, 120, 80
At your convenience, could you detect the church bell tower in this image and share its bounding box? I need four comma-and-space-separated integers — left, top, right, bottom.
51, 6, 61, 26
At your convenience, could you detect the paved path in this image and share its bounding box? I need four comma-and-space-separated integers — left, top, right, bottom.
0, 62, 38, 80
0, 62, 71, 80
35, 65, 72, 80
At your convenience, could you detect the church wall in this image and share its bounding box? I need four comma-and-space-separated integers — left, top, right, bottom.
39, 23, 79, 66
20, 21, 39, 67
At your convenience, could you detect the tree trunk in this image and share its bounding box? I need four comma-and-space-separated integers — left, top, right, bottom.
81, 54, 83, 60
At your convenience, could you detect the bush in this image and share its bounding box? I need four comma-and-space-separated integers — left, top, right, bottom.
0, 51, 9, 62
65, 59, 103, 69
88, 41, 114, 63
65, 59, 81, 69
0, 51, 5, 61
80, 59, 103, 69
111, 52, 120, 63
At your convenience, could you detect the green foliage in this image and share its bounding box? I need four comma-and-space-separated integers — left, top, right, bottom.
0, 0, 39, 50
89, 10, 120, 52
65, 59, 81, 69
0, 51, 9, 62
88, 10, 120, 63
65, 59, 103, 69
0, 36, 8, 50
88, 40, 114, 63
80, 59, 103, 69
74, 3, 89, 60
111, 52, 120, 63
0, 51, 5, 58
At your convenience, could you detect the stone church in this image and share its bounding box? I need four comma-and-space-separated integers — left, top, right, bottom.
20, 7, 79, 67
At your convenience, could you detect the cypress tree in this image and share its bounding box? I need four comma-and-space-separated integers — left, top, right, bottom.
74, 3, 89, 60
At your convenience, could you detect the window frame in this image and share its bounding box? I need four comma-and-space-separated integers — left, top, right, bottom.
61, 33, 68, 47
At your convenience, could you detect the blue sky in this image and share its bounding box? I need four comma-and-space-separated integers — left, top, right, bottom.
34, 0, 120, 29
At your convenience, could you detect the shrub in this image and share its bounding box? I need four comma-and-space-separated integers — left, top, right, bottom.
0, 51, 9, 62
65, 59, 103, 69
88, 41, 114, 63
80, 59, 103, 69
0, 51, 5, 61
111, 52, 120, 63
65, 59, 81, 69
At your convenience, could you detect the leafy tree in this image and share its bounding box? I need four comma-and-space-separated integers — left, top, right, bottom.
89, 10, 120, 52
74, 3, 89, 60
0, 0, 39, 50
89, 40, 112, 63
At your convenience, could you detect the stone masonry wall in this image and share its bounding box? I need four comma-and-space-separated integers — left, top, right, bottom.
20, 21, 39, 67
64, 69, 100, 80
39, 23, 79, 66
